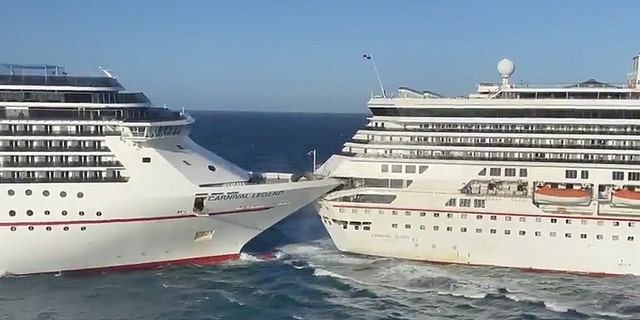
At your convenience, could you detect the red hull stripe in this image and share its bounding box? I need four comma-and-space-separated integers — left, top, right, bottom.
418, 258, 621, 277
0, 206, 273, 227
332, 204, 640, 222
16, 253, 242, 277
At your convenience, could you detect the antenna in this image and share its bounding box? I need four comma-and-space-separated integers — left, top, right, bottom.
98, 66, 116, 79
363, 54, 386, 98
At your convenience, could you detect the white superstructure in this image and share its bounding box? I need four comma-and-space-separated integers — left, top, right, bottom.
315, 53, 640, 276
0, 63, 340, 275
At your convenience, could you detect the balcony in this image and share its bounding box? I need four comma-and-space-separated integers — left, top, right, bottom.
0, 176, 129, 183
349, 140, 640, 150
0, 146, 110, 152
0, 130, 121, 137
0, 160, 123, 168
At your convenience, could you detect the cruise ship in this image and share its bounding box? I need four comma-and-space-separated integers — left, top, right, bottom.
315, 52, 640, 276
0, 63, 339, 276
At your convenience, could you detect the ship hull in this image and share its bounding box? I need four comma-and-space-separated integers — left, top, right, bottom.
317, 192, 640, 276
0, 178, 339, 276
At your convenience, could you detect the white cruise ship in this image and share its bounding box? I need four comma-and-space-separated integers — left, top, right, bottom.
0, 63, 339, 276
315, 52, 640, 276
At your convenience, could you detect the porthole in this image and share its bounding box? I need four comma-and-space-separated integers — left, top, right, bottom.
43, 190, 50, 197
26, 210, 33, 216
60, 191, 67, 198
7, 189, 14, 196
62, 210, 68, 216
25, 189, 32, 196
10, 226, 16, 231
182, 160, 191, 166
63, 226, 69, 231
208, 165, 216, 172
79, 211, 85, 216
77, 192, 84, 198
44, 210, 50, 215
9, 210, 15, 217
46, 226, 51, 231
96, 211, 102, 216
81, 226, 86, 231
28, 226, 33, 231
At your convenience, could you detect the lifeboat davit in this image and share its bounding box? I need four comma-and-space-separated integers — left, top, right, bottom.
611, 189, 640, 207
534, 186, 592, 206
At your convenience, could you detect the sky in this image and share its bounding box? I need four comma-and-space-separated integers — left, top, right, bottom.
1, 0, 639, 113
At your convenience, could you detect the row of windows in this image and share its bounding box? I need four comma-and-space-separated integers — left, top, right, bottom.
611, 171, 640, 181
339, 208, 636, 227
370, 107, 640, 119
7, 225, 87, 232
390, 223, 636, 241
381, 164, 428, 174
8, 210, 102, 217
7, 189, 84, 198
444, 198, 486, 208
564, 169, 590, 179
322, 217, 372, 231
478, 167, 529, 177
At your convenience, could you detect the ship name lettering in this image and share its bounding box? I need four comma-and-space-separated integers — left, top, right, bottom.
209, 190, 285, 201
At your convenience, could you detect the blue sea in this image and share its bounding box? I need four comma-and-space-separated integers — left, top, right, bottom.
3, 111, 640, 320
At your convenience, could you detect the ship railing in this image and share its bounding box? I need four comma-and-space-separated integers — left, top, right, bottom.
0, 146, 111, 152
0, 130, 122, 137
350, 140, 640, 150
0, 176, 129, 183
0, 74, 122, 88
339, 152, 640, 165
360, 127, 640, 136
0, 160, 123, 168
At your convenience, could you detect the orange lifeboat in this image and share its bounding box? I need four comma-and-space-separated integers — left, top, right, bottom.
612, 189, 640, 207
534, 186, 592, 206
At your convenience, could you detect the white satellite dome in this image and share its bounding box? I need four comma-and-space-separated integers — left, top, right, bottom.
497, 58, 515, 78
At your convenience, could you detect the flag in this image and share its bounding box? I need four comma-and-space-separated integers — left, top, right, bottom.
362, 54, 371, 60
307, 150, 315, 156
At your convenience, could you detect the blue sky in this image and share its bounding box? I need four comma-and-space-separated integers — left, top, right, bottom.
1, 1, 639, 113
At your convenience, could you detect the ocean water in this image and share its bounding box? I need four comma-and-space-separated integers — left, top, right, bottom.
2, 111, 640, 320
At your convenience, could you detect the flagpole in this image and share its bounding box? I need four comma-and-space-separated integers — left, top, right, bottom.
364, 54, 386, 98
313, 149, 317, 172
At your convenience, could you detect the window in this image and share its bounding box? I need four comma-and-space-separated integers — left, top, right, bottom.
614, 221, 620, 226
489, 168, 501, 176
26, 210, 33, 216
504, 230, 511, 235
418, 166, 428, 173
420, 212, 426, 217
433, 226, 439, 231
490, 215, 497, 220
391, 165, 402, 173
628, 236, 635, 241
612, 171, 624, 180
447, 213, 453, 218
405, 211, 411, 216
381, 164, 389, 173
392, 223, 398, 228
420, 225, 425, 230
581, 170, 589, 179
478, 168, 487, 176
565, 170, 577, 179
596, 234, 603, 240
490, 229, 496, 234
208, 165, 216, 172
142, 157, 151, 163
459, 199, 471, 207
519, 168, 528, 177
77, 192, 84, 198
9, 210, 15, 217
551, 218, 557, 223
60, 191, 67, 198
405, 165, 416, 173
565, 219, 572, 224
565, 233, 572, 238
519, 230, 526, 236
434, 213, 440, 218
505, 216, 512, 221
534, 231, 541, 236
597, 220, 604, 226
405, 224, 411, 229
446, 226, 453, 232
535, 217, 542, 223
505, 168, 516, 176
519, 217, 526, 222
580, 234, 587, 239
7, 189, 14, 196
613, 235, 619, 241
550, 232, 557, 237
25, 189, 32, 196
182, 160, 192, 166
392, 210, 398, 215
629, 172, 640, 181
475, 228, 482, 233
473, 199, 485, 208
445, 198, 456, 207
461, 213, 467, 219
476, 215, 483, 220
629, 222, 635, 227
581, 220, 587, 225
176, 145, 184, 150
42, 190, 50, 197
461, 227, 467, 232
